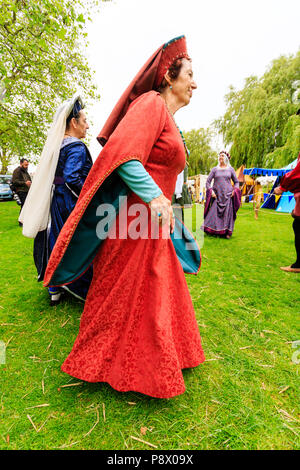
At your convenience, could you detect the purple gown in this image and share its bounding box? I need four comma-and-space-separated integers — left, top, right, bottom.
202, 166, 240, 237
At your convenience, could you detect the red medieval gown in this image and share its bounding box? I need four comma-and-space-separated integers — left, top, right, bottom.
44, 91, 205, 398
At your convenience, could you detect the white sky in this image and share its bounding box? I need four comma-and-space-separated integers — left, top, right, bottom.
10, 0, 298, 173
85, 0, 300, 159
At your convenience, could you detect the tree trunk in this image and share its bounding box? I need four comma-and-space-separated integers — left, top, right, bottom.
0, 163, 8, 174
0, 151, 11, 174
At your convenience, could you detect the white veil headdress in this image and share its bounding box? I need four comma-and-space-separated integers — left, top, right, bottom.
19, 93, 84, 238
217, 151, 231, 169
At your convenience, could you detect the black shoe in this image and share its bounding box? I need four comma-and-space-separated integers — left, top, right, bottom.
50, 292, 62, 307
291, 262, 300, 269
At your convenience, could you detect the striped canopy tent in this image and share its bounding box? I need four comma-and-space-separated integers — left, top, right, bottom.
243, 159, 298, 212
243, 159, 297, 177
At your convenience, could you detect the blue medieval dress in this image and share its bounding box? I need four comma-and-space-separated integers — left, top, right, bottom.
34, 137, 93, 300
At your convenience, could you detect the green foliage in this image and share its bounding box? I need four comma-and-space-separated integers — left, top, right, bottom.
183, 128, 218, 176
0, 202, 299, 449
216, 51, 300, 169
0, 0, 105, 172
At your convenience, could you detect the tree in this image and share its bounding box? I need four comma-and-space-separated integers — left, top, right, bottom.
215, 51, 300, 169
183, 127, 218, 176
0, 0, 109, 173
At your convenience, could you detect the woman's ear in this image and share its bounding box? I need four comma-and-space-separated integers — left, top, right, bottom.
164, 70, 172, 87
70, 117, 77, 130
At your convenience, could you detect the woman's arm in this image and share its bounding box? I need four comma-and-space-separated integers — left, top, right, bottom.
117, 160, 162, 203
231, 168, 240, 188
117, 160, 174, 232
206, 168, 215, 190
274, 187, 283, 195
63, 144, 87, 196
206, 168, 217, 198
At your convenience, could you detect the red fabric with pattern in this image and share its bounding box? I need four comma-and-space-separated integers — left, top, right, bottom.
44, 91, 205, 398
280, 152, 300, 193
280, 152, 300, 216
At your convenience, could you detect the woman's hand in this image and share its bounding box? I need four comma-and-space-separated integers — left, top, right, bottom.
149, 194, 174, 233
274, 187, 283, 196
212, 190, 217, 198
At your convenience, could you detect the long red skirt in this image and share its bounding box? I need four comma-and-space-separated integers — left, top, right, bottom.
61, 211, 205, 398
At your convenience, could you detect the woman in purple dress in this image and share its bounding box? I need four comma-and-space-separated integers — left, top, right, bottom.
202, 151, 241, 239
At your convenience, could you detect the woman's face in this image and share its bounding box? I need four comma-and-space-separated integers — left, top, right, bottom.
219, 154, 226, 165
73, 110, 89, 139
171, 58, 197, 107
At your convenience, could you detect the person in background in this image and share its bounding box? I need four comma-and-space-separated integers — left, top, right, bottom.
188, 183, 194, 202
274, 148, 300, 273
11, 158, 32, 223
274, 108, 300, 273
172, 169, 185, 220
202, 151, 241, 238
253, 180, 263, 220
172, 165, 191, 221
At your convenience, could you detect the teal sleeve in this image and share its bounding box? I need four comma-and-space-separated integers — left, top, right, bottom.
117, 160, 162, 203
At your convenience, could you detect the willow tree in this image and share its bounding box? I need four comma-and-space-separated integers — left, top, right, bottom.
183, 128, 218, 176
215, 51, 300, 169
0, 0, 109, 173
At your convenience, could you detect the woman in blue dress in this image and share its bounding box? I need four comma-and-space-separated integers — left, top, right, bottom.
20, 95, 93, 305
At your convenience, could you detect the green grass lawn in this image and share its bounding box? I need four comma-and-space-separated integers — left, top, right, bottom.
0, 201, 299, 450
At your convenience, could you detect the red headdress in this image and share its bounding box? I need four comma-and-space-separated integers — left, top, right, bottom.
98, 35, 190, 146
154, 35, 190, 89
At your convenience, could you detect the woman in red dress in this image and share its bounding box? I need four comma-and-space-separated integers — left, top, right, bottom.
44, 36, 205, 398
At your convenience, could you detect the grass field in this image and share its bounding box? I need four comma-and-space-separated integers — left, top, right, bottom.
0, 200, 299, 450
